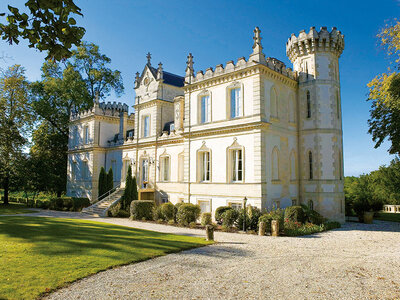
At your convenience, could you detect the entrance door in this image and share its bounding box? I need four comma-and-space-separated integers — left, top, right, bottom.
142, 159, 149, 188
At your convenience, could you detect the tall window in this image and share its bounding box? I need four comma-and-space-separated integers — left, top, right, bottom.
143, 116, 150, 137
198, 200, 211, 213
308, 199, 314, 210
160, 156, 170, 181
82, 161, 89, 179
270, 87, 278, 118
73, 126, 78, 146
200, 95, 210, 123
308, 151, 313, 180
199, 151, 210, 182
290, 151, 296, 180
230, 88, 241, 118
84, 125, 89, 144
72, 161, 77, 180
141, 159, 149, 187
231, 149, 243, 182
178, 153, 184, 182
306, 91, 311, 118
272, 147, 279, 180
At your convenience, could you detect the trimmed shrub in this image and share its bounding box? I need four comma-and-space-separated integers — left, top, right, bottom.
236, 206, 261, 231
152, 205, 163, 221
176, 203, 201, 226
308, 210, 326, 225
48, 197, 90, 212
201, 212, 212, 226
160, 202, 175, 221
189, 222, 197, 228
130, 200, 154, 220
284, 221, 341, 237
259, 208, 284, 232
284, 206, 305, 223
215, 206, 233, 225
222, 209, 239, 228
168, 219, 175, 225
117, 209, 130, 218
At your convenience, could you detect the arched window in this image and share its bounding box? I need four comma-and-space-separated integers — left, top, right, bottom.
308, 199, 314, 210
290, 150, 296, 180
272, 147, 279, 180
306, 91, 311, 119
270, 87, 278, 118
308, 151, 313, 180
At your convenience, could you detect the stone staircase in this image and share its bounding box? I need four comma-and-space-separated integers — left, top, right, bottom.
82, 188, 125, 217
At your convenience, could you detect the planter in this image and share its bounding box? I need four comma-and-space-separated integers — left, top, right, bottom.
363, 211, 374, 224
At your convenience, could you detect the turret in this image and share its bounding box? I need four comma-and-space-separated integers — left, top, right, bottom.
287, 27, 345, 222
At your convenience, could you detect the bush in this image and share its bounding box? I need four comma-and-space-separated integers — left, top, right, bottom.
284, 221, 341, 237
308, 210, 326, 225
107, 202, 121, 217
160, 202, 175, 221
117, 209, 130, 218
259, 208, 284, 233
168, 219, 175, 225
130, 200, 154, 220
222, 209, 239, 228
189, 222, 197, 228
152, 205, 163, 221
215, 206, 233, 225
284, 206, 305, 223
236, 206, 261, 230
201, 212, 212, 226
48, 197, 90, 211
176, 203, 201, 226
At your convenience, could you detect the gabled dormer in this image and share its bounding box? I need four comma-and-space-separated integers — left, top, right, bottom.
134, 53, 184, 104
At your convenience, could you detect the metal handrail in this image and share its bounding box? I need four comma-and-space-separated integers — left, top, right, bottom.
97, 182, 121, 202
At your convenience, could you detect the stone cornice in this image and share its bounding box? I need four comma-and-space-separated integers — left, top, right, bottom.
134, 98, 174, 110
184, 63, 298, 92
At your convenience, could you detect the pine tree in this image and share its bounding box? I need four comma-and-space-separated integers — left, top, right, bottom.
98, 167, 106, 199
107, 167, 114, 192
132, 176, 138, 200
123, 165, 133, 210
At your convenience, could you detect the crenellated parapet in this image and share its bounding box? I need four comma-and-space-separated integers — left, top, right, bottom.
70, 101, 129, 121
185, 27, 297, 86
286, 26, 344, 63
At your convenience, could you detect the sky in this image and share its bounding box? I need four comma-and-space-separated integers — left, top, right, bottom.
1, 0, 400, 176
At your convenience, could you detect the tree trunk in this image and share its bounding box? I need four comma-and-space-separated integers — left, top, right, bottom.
3, 175, 9, 205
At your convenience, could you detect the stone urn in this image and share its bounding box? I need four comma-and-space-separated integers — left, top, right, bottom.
363, 211, 374, 224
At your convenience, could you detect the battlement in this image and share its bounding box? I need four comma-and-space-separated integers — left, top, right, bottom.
185, 27, 296, 85
70, 100, 130, 121
286, 26, 344, 63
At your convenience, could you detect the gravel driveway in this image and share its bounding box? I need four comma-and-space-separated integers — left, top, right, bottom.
13, 210, 400, 299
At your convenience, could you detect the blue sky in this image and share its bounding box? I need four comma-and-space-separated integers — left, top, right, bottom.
1, 0, 399, 176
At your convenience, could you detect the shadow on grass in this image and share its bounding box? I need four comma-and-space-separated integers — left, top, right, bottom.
0, 216, 210, 258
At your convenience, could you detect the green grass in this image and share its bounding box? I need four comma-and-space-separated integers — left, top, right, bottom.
375, 212, 400, 223
0, 202, 37, 215
0, 217, 212, 299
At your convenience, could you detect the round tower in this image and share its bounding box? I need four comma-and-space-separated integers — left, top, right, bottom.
286, 26, 345, 222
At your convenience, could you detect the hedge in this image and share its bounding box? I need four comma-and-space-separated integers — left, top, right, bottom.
130, 200, 154, 220
48, 197, 90, 212
160, 202, 175, 221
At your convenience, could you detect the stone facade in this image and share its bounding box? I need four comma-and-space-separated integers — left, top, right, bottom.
67, 26, 345, 222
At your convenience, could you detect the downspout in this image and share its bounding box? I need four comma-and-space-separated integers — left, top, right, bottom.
187, 78, 192, 204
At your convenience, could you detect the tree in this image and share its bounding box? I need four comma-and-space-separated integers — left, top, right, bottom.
30, 42, 123, 195
0, 1, 85, 60
107, 168, 113, 192
132, 176, 138, 201
0, 65, 35, 204
122, 165, 138, 210
367, 21, 400, 155
30, 121, 67, 196
98, 167, 107, 200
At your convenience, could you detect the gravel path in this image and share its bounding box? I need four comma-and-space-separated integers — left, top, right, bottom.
6, 210, 400, 299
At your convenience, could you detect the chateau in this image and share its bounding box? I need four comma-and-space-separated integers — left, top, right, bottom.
67, 26, 345, 222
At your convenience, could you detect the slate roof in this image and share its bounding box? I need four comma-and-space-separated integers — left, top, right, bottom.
148, 66, 185, 87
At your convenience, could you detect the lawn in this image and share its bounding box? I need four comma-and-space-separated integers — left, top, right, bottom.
0, 217, 212, 299
375, 212, 400, 223
0, 202, 37, 215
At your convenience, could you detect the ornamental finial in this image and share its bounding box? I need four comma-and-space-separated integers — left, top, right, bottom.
185, 53, 194, 81
146, 52, 151, 65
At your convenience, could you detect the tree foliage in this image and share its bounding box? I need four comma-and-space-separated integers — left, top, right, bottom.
0, 65, 35, 204
122, 165, 138, 210
368, 21, 400, 154
98, 167, 107, 200
107, 168, 113, 192
0, 0, 85, 60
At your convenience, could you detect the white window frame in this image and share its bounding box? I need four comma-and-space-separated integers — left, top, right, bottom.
178, 152, 184, 182
198, 92, 211, 124
226, 83, 244, 119
198, 151, 211, 182
198, 199, 211, 213
160, 155, 170, 182
143, 115, 150, 137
